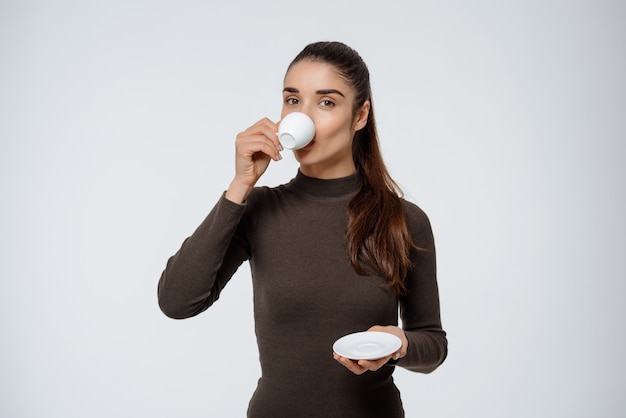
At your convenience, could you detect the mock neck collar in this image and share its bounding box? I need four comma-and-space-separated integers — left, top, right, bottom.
288, 170, 362, 199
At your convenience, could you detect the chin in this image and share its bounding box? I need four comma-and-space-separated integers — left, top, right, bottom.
293, 148, 313, 163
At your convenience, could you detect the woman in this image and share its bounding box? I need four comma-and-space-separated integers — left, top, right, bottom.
158, 41, 447, 417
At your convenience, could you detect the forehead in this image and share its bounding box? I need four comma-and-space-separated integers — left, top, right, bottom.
284, 60, 352, 93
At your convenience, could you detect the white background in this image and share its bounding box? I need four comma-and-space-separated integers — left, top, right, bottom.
1, 1, 625, 417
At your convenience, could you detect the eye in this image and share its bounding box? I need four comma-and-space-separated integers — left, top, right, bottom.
320, 99, 335, 108
285, 97, 299, 105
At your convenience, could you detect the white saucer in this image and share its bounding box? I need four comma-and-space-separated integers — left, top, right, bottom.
333, 331, 402, 360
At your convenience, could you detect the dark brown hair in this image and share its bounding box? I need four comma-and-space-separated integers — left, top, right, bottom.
288, 41, 415, 294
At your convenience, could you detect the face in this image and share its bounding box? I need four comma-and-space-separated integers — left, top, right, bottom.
281, 60, 370, 179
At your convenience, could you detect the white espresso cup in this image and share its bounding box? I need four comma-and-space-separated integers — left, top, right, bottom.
277, 112, 315, 150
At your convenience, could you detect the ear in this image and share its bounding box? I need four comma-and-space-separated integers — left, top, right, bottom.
353, 100, 370, 131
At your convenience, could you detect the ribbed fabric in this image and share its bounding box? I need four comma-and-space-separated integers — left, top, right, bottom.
158, 170, 447, 417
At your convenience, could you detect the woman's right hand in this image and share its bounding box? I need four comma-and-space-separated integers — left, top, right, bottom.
225, 118, 282, 204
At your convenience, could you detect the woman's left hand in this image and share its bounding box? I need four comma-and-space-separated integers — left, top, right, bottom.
333, 325, 408, 375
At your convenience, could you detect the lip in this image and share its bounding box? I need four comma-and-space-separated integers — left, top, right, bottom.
303, 139, 315, 149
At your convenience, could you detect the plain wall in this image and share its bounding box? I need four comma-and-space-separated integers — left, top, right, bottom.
1, 1, 625, 416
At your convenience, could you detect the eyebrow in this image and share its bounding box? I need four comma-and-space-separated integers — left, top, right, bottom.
283, 87, 345, 97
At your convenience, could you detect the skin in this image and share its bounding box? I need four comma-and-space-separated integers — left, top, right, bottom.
224, 59, 408, 374
334, 325, 408, 375
281, 60, 368, 179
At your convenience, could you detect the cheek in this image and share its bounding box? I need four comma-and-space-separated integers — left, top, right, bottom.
315, 113, 354, 140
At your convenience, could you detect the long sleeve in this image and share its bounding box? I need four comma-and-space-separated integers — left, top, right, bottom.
158, 194, 250, 319
394, 202, 448, 373
157, 172, 446, 416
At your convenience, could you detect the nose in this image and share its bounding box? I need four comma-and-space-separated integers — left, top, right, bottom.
299, 103, 314, 120
282, 104, 312, 119
301, 110, 315, 126
281, 100, 315, 125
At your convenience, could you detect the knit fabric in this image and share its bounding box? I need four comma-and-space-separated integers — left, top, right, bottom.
158, 170, 447, 417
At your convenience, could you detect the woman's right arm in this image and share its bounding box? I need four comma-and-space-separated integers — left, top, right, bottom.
157, 118, 281, 319
157, 195, 250, 319
225, 117, 282, 204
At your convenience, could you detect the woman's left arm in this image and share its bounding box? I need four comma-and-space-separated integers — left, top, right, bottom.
392, 202, 447, 373
333, 202, 447, 375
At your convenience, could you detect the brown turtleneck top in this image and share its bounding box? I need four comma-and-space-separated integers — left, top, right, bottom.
158, 171, 447, 417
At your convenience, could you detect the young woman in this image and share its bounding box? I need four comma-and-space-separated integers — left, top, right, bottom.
158, 41, 447, 417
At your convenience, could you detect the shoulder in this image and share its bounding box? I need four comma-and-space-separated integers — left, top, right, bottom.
246, 181, 293, 205
242, 179, 299, 216
402, 199, 431, 227
402, 199, 435, 247
246, 185, 271, 205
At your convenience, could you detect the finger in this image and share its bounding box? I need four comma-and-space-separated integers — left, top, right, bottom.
243, 134, 281, 161
275, 119, 284, 149
244, 118, 281, 151
357, 355, 392, 372
366, 325, 408, 359
344, 361, 367, 375
242, 117, 278, 133
237, 134, 282, 162
260, 118, 283, 152
333, 354, 367, 375
367, 325, 385, 332
240, 141, 280, 162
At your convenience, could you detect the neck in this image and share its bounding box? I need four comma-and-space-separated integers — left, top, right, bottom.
298, 161, 357, 180
291, 169, 361, 199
